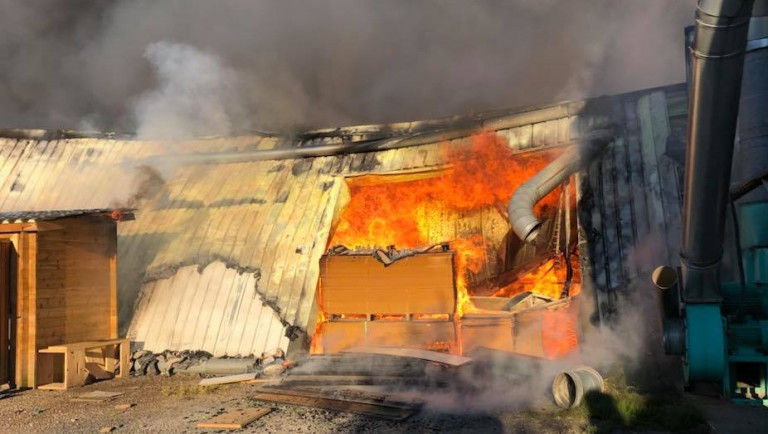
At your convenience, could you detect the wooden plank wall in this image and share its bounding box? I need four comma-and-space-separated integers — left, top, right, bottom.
5, 230, 37, 388
35, 216, 117, 349
0, 240, 11, 384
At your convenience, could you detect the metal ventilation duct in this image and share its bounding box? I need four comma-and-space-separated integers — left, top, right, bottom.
507, 128, 613, 243
680, 0, 755, 301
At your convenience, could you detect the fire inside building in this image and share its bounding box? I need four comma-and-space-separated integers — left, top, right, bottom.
0, 0, 766, 419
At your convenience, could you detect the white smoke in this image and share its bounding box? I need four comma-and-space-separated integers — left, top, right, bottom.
133, 42, 247, 140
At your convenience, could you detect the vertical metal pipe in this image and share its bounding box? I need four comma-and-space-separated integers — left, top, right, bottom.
681, 0, 754, 301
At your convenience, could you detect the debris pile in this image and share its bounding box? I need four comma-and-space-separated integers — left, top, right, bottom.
129, 348, 288, 377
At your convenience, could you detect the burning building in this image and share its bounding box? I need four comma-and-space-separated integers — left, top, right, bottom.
0, 83, 688, 371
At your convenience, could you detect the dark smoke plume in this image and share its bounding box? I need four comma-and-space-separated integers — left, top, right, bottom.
1, 0, 695, 136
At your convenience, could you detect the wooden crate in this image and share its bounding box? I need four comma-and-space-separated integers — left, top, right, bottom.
319, 252, 455, 316
37, 339, 129, 390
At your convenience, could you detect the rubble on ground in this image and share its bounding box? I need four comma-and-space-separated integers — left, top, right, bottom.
130, 348, 289, 378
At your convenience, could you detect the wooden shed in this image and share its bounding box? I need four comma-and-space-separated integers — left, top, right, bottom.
0, 210, 125, 388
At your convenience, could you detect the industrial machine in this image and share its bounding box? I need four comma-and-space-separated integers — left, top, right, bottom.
656, 0, 768, 405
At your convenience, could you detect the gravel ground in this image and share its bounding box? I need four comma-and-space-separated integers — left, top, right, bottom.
0, 374, 590, 434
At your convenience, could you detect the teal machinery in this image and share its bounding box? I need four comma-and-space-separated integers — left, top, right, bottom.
656, 0, 768, 404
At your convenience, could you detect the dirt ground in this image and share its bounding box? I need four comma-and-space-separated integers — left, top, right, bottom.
1, 373, 768, 433
0, 374, 594, 434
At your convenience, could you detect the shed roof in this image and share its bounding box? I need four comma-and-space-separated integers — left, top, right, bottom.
0, 208, 120, 223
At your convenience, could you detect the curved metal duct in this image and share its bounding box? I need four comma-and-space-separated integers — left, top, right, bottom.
507, 128, 614, 243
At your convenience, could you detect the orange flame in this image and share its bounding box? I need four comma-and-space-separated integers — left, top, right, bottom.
330, 132, 563, 314
331, 132, 562, 250
450, 235, 489, 316
541, 299, 580, 359
493, 254, 582, 300
313, 131, 579, 356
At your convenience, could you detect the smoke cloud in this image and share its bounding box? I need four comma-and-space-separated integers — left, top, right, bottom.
1, 0, 695, 135
133, 42, 248, 140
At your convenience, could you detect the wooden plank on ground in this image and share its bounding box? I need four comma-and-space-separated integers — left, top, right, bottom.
198, 373, 255, 386
281, 375, 405, 386
342, 347, 472, 367
251, 391, 416, 421
85, 363, 114, 380
196, 408, 272, 430
245, 378, 282, 385
71, 390, 124, 402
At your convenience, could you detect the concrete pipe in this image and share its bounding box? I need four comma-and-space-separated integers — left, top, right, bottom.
552, 365, 604, 409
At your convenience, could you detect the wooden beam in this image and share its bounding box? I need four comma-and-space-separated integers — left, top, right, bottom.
196, 408, 272, 430
0, 223, 37, 234
198, 373, 256, 386
18, 232, 36, 388
342, 347, 472, 367
108, 221, 117, 339
252, 388, 417, 421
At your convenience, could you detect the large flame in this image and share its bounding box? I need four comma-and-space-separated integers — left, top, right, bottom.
493, 254, 582, 300
331, 132, 562, 313
449, 235, 489, 316
314, 131, 580, 356
333, 133, 562, 249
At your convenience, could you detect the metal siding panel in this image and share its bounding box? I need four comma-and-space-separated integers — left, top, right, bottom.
284, 176, 339, 328
586, 159, 610, 315
78, 140, 123, 210
187, 262, 229, 352
217, 165, 265, 264
235, 164, 290, 270
0, 139, 21, 194
637, 93, 674, 264
209, 268, 248, 356
167, 266, 209, 350
152, 264, 196, 351
0, 140, 33, 210
35, 140, 72, 210
271, 163, 326, 318
261, 160, 316, 306
126, 281, 158, 343
243, 164, 292, 268
293, 180, 343, 330
11, 140, 52, 211
624, 98, 652, 254
600, 140, 625, 289
222, 272, 259, 356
